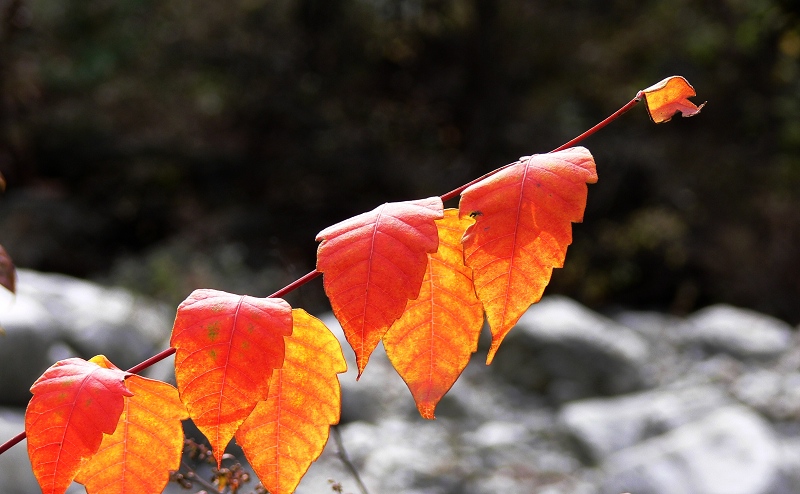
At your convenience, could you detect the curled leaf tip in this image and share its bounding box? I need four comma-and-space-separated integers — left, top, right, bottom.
641, 75, 705, 124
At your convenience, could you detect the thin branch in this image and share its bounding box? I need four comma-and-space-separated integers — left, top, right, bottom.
0, 90, 643, 457
0, 430, 25, 455
440, 92, 642, 202
332, 425, 370, 494
181, 460, 223, 493
269, 269, 321, 299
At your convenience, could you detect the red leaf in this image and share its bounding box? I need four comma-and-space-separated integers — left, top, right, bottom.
459, 147, 597, 363
75, 375, 189, 494
316, 197, 444, 376
170, 289, 292, 465
25, 355, 133, 494
383, 209, 484, 419
641, 76, 705, 124
237, 309, 347, 494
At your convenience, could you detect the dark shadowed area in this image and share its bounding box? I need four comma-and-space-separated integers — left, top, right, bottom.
1, 0, 799, 321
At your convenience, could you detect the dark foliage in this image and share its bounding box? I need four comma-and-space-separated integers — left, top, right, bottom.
1, 0, 799, 320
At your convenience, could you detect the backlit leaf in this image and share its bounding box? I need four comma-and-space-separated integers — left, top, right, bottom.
170, 289, 292, 465
237, 308, 347, 494
75, 375, 189, 494
641, 76, 705, 124
383, 209, 484, 419
316, 197, 444, 376
0, 244, 15, 294
459, 147, 597, 363
25, 355, 133, 494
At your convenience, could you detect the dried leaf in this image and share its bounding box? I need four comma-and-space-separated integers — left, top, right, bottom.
641, 75, 705, 123
0, 244, 16, 294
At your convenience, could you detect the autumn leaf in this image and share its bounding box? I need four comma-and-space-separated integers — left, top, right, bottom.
75, 375, 189, 494
170, 289, 292, 465
0, 244, 15, 294
237, 308, 347, 494
383, 209, 484, 419
25, 355, 133, 494
641, 75, 705, 124
316, 196, 444, 376
459, 147, 597, 364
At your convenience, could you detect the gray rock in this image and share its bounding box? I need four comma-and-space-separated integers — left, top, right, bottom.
318, 312, 419, 423
559, 385, 731, 463
678, 304, 792, 360
491, 296, 651, 402
0, 269, 174, 406
602, 405, 780, 494
733, 370, 800, 421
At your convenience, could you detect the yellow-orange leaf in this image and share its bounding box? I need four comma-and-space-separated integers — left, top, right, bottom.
25, 355, 133, 494
75, 375, 189, 494
459, 147, 597, 363
383, 209, 484, 419
170, 289, 292, 465
641, 75, 705, 123
316, 197, 443, 376
236, 309, 347, 494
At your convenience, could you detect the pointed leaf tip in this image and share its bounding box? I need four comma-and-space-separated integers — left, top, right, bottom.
383, 209, 484, 419
237, 309, 346, 494
26, 357, 132, 494
641, 75, 705, 124
170, 289, 292, 466
316, 196, 444, 376
458, 147, 598, 364
75, 376, 189, 494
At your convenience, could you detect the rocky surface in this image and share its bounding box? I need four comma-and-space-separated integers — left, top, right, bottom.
3, 271, 800, 494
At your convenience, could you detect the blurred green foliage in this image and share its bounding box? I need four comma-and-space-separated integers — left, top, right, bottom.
1, 0, 799, 319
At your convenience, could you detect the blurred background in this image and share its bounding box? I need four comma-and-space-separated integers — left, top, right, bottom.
1, 0, 799, 321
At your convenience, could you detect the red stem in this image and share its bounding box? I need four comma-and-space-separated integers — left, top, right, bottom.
0, 431, 25, 455
126, 347, 177, 375
440, 92, 642, 202
0, 92, 642, 457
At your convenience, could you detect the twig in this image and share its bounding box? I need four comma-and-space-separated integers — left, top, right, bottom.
440, 92, 642, 202
0, 90, 643, 457
181, 460, 223, 493
331, 425, 370, 494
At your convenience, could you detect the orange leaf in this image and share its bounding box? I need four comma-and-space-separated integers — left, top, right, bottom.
641, 75, 705, 124
316, 197, 444, 376
459, 147, 597, 363
75, 375, 189, 494
25, 355, 133, 494
236, 308, 347, 494
170, 289, 292, 465
383, 209, 484, 419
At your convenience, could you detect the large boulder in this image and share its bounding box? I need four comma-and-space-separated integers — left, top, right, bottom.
559, 385, 731, 463
677, 304, 792, 360
601, 405, 780, 494
491, 296, 652, 402
0, 269, 174, 406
